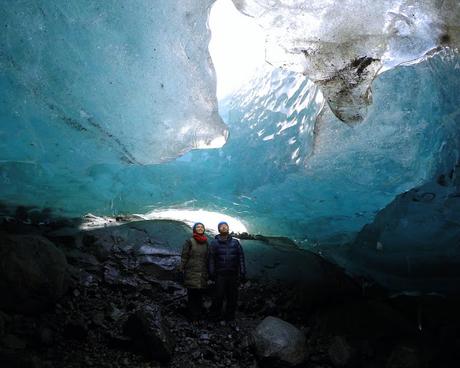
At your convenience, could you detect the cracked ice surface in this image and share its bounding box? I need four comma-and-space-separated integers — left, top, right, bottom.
0, 1, 227, 165
232, 0, 460, 123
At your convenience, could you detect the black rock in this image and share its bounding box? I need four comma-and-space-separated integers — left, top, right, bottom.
123, 304, 175, 362
2, 334, 26, 350
38, 327, 54, 346
63, 319, 88, 341
386, 344, 421, 368
0, 311, 8, 338
0, 233, 68, 314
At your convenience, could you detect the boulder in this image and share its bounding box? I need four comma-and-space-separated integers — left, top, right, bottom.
253, 316, 306, 366
81, 219, 191, 254
81, 233, 111, 262
123, 304, 175, 362
103, 264, 139, 290
64, 249, 101, 272
0, 233, 68, 314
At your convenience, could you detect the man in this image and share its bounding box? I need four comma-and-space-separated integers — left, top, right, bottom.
208, 221, 246, 322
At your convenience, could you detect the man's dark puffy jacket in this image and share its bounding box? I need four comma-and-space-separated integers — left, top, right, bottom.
208, 235, 246, 278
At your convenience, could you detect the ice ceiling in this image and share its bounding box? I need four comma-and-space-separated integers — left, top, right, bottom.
1, 0, 460, 291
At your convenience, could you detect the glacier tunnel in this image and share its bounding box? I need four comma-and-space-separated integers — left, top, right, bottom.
1, 0, 460, 366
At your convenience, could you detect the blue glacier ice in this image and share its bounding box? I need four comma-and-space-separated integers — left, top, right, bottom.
1, 0, 460, 293
0, 0, 227, 167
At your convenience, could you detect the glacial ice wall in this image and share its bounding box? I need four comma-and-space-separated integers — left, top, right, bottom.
233, 0, 460, 123
0, 0, 226, 166
3, 50, 458, 247
324, 161, 460, 294
0, 0, 459, 251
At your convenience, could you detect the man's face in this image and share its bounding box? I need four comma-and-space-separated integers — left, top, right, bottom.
219, 223, 229, 235
195, 224, 205, 234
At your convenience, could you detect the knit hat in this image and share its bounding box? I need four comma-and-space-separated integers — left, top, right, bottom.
192, 222, 205, 232
217, 221, 228, 231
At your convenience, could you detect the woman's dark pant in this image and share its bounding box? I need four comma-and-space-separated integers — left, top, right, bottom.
187, 288, 204, 320
211, 274, 239, 321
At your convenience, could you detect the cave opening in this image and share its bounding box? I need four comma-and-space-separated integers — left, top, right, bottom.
208, 0, 266, 100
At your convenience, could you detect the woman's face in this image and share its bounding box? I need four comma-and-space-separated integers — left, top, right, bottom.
195, 224, 205, 234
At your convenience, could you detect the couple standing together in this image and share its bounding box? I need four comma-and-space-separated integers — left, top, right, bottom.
179, 221, 246, 322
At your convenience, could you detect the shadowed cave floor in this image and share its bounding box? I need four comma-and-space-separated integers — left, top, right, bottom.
1, 211, 460, 368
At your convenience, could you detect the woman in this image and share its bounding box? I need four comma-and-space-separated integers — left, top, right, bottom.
180, 222, 209, 321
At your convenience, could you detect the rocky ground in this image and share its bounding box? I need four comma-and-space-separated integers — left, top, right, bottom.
1, 208, 460, 368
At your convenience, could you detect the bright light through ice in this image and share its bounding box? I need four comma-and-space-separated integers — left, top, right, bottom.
209, 0, 266, 99
142, 209, 248, 234
79, 210, 248, 234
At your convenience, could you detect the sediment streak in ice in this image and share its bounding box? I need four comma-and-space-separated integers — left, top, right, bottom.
232, 0, 460, 124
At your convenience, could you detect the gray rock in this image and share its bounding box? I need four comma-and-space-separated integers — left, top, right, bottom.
65, 249, 101, 274
137, 253, 180, 272
253, 316, 306, 366
82, 219, 191, 253
92, 311, 106, 326
0, 233, 68, 314
123, 304, 175, 362
103, 264, 138, 289
81, 233, 111, 262
106, 303, 124, 321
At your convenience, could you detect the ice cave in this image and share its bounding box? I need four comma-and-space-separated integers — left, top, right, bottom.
1, 0, 460, 366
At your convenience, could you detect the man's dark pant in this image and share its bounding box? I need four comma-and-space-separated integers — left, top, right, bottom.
211, 273, 239, 321
187, 288, 204, 321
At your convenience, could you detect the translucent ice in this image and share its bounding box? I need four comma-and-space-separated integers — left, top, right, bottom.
232, 0, 460, 123
3, 49, 457, 244
0, 1, 227, 165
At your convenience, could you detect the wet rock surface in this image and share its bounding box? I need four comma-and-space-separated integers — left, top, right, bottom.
253, 316, 307, 366
123, 304, 176, 362
1, 211, 460, 367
